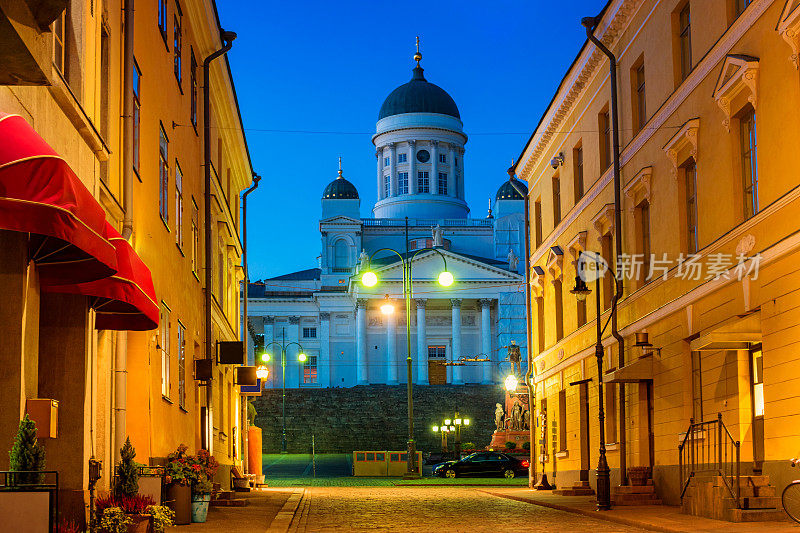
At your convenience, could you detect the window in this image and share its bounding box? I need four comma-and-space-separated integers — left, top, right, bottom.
605, 379, 617, 443
175, 162, 183, 248
398, 172, 408, 194
160, 304, 171, 398
303, 355, 318, 384
439, 153, 447, 164
303, 327, 317, 339
684, 160, 699, 253
333, 240, 349, 272
438, 172, 448, 195
173, 7, 182, 86
133, 60, 141, 175
678, 3, 692, 81
428, 346, 446, 359
159, 125, 169, 225
573, 144, 583, 203
691, 350, 703, 421
384, 156, 390, 167
740, 107, 758, 220
383, 175, 390, 198
534, 199, 543, 248
554, 279, 563, 341
639, 201, 651, 283
53, 11, 66, 74
552, 176, 561, 226
558, 389, 567, 452
177, 322, 186, 409
398, 153, 407, 163
633, 60, 646, 133
734, 0, 751, 17
599, 110, 611, 172
191, 198, 199, 277
158, 0, 168, 44
536, 297, 545, 352
99, 28, 110, 184
751, 346, 763, 417
417, 171, 430, 193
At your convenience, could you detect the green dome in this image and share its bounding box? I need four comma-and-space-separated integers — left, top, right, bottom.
496, 178, 527, 201
322, 176, 359, 199
378, 65, 460, 120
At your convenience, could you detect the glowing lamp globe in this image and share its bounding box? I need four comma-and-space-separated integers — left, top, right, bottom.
256, 366, 269, 379
504, 374, 519, 392
261, 353, 271, 363
438, 271, 454, 287
298, 353, 307, 363
361, 271, 378, 287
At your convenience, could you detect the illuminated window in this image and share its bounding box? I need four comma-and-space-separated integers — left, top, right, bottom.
174, 6, 182, 86
740, 107, 758, 220
303, 355, 317, 384
177, 322, 186, 409
190, 50, 198, 128
158, 0, 168, 44
159, 125, 169, 225
133, 60, 141, 175
175, 162, 183, 248
160, 304, 171, 398
678, 3, 692, 81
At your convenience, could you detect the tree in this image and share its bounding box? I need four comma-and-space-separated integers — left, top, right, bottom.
9, 414, 46, 485
115, 437, 139, 498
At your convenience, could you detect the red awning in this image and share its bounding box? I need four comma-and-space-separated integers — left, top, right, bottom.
0, 113, 117, 285
47, 223, 159, 331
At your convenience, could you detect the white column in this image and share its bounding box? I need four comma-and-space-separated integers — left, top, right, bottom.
415, 299, 428, 384
480, 299, 493, 384
457, 147, 465, 200
451, 298, 463, 384
288, 316, 301, 388
431, 141, 439, 195
448, 144, 456, 198
386, 302, 398, 384
319, 312, 331, 387
356, 299, 368, 384
263, 317, 275, 387
409, 140, 417, 194
376, 149, 383, 199
389, 142, 397, 197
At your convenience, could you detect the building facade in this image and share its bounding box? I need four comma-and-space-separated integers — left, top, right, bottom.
248, 53, 528, 389
516, 0, 800, 506
0, 0, 251, 519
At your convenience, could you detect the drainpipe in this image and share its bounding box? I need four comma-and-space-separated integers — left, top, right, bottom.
240, 173, 259, 473
115, 0, 135, 462
582, 15, 627, 487
508, 166, 535, 487
202, 29, 236, 453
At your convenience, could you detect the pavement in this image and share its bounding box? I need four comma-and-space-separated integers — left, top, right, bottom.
165, 489, 293, 532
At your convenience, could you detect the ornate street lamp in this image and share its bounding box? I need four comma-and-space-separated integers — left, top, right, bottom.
262, 328, 306, 454
359, 218, 454, 477
570, 250, 621, 511
433, 412, 470, 457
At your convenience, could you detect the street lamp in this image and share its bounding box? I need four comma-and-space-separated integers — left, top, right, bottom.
263, 328, 306, 454
504, 374, 519, 393
359, 218, 455, 478
433, 411, 470, 458
570, 250, 621, 511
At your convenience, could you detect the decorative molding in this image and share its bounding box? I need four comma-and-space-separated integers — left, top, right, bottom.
736, 234, 756, 255
713, 55, 759, 131
546, 246, 564, 282
479, 298, 493, 309
778, 0, 800, 69
566, 231, 588, 265
414, 298, 427, 309
264, 316, 275, 325
591, 203, 616, 240
319, 312, 330, 320
531, 265, 546, 298
663, 118, 700, 176
450, 298, 462, 308
288, 316, 301, 325
623, 166, 653, 206
356, 299, 367, 309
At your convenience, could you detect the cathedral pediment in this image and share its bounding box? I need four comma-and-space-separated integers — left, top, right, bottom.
319, 215, 362, 225
363, 249, 522, 286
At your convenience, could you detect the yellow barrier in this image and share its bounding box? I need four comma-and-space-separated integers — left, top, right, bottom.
352, 451, 423, 477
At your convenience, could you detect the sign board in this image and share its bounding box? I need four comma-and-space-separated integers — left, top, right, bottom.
240, 378, 262, 396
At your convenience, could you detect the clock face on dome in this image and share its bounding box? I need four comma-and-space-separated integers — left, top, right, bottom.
416, 149, 430, 163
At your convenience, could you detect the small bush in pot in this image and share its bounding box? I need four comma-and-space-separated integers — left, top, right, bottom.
146, 504, 175, 533
100, 507, 132, 533
9, 414, 45, 485
522, 441, 531, 451
505, 441, 517, 450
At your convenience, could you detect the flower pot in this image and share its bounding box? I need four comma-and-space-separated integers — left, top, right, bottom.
191, 493, 211, 523
127, 513, 150, 533
166, 483, 192, 525
628, 467, 651, 486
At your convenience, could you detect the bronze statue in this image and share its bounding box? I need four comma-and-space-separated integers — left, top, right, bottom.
508, 340, 522, 377
494, 403, 505, 431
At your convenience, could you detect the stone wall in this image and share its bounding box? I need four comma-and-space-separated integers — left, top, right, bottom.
251, 384, 502, 453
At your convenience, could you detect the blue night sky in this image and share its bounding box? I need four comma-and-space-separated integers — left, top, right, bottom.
216, 0, 603, 280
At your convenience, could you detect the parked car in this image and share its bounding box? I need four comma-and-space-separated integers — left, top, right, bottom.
432, 451, 529, 478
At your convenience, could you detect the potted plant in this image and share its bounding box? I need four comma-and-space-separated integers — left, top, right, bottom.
99, 507, 132, 533
505, 441, 517, 451
190, 449, 218, 523
146, 504, 175, 533
9, 414, 45, 486
522, 441, 531, 451
165, 444, 193, 525
94, 438, 156, 533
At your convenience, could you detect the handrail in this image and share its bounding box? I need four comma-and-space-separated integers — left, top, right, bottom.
678, 413, 740, 508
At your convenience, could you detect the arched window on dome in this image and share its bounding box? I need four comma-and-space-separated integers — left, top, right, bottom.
333, 240, 350, 273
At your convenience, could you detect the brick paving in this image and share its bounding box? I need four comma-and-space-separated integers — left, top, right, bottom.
166, 489, 291, 533
288, 487, 649, 532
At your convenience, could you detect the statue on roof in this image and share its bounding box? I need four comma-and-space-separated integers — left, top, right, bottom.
432, 224, 444, 248
508, 248, 519, 271
358, 249, 369, 272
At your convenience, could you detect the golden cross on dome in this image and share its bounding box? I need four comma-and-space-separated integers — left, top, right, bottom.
414, 36, 422, 64
337, 156, 343, 178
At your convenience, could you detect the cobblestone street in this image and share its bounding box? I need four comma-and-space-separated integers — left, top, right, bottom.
288, 487, 648, 532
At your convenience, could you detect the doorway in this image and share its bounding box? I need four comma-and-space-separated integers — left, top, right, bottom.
750, 344, 764, 473
428, 345, 446, 385
570, 378, 591, 482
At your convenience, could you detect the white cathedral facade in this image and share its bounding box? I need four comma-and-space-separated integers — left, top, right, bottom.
247, 51, 528, 389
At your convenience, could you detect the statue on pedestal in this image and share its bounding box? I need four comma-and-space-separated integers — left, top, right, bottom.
432, 224, 444, 248
508, 248, 519, 271
494, 403, 505, 431
507, 340, 522, 378
358, 249, 369, 272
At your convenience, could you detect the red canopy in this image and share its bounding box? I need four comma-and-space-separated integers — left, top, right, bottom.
0, 113, 116, 285
47, 222, 159, 331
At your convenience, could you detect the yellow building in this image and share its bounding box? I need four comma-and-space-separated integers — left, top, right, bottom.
515, 0, 800, 512
0, 0, 252, 521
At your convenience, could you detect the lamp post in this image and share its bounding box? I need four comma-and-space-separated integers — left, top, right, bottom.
261, 328, 306, 454
360, 217, 454, 478
570, 251, 621, 511
433, 414, 470, 458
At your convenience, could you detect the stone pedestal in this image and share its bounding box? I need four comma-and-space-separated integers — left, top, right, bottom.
489, 429, 529, 450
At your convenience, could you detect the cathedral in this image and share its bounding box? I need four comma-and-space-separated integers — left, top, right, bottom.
247, 48, 528, 389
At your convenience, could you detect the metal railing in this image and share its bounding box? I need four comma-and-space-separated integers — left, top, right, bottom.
0, 471, 58, 532
362, 218, 493, 227
678, 413, 740, 508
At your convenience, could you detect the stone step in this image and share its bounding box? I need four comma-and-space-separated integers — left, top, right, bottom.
727, 508, 785, 522
737, 475, 771, 487
740, 485, 777, 497
740, 496, 782, 510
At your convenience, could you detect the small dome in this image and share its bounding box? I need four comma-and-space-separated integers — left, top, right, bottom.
378, 65, 460, 120
322, 164, 359, 200
495, 177, 527, 201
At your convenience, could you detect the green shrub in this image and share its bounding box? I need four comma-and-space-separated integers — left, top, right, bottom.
9, 414, 45, 485
247, 402, 257, 425
146, 505, 175, 533
114, 437, 139, 498
461, 442, 476, 450
505, 441, 517, 450
522, 441, 530, 450
100, 507, 132, 533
